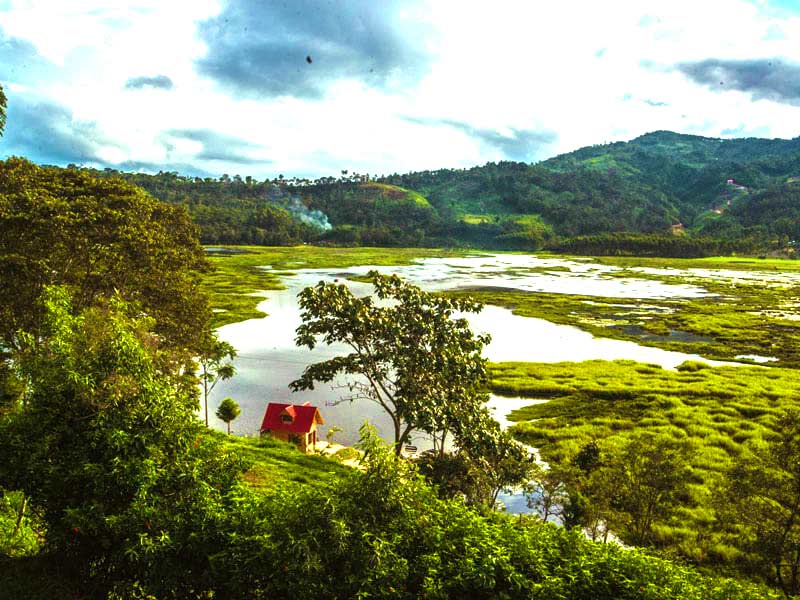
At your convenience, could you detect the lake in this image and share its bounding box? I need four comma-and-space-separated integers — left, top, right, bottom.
209, 253, 737, 444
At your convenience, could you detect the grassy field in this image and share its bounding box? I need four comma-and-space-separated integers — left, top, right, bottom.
204, 245, 465, 327
215, 431, 353, 492
491, 358, 800, 559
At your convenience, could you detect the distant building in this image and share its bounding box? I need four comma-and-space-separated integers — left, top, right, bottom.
726, 178, 735, 185
260, 402, 324, 453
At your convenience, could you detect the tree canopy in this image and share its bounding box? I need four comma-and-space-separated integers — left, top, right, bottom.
216, 397, 241, 435
0, 288, 243, 592
0, 157, 211, 357
719, 411, 800, 596
290, 271, 493, 453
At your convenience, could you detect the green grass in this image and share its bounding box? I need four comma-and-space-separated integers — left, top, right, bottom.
491, 359, 800, 560
216, 432, 352, 491
450, 253, 800, 366
360, 182, 432, 208
205, 246, 465, 328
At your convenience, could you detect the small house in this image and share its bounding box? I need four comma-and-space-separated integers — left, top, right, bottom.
260, 402, 324, 453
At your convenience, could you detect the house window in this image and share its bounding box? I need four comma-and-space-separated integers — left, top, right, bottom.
281, 413, 293, 423
288, 434, 302, 445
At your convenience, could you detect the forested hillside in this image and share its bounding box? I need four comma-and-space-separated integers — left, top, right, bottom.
74, 130, 800, 256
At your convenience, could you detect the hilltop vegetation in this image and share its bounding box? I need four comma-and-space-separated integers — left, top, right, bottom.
62, 129, 800, 256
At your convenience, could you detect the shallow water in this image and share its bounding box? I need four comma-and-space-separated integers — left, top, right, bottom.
208, 253, 768, 515
209, 254, 732, 443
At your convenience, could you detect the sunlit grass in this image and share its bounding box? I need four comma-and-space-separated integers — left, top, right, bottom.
204, 245, 465, 328
493, 358, 800, 555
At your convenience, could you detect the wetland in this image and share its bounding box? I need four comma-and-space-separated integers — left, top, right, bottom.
203, 248, 800, 449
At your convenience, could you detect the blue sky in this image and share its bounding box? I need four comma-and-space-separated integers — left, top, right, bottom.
1, 0, 800, 179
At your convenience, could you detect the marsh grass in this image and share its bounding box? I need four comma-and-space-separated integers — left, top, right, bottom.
204, 245, 464, 327
454, 255, 800, 366
493, 359, 800, 559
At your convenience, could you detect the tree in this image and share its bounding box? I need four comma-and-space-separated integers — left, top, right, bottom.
198, 338, 236, 426
0, 157, 211, 357
597, 433, 694, 546
0, 83, 6, 136
216, 397, 240, 434
326, 425, 343, 445
290, 271, 490, 454
719, 411, 800, 597
525, 464, 570, 524
0, 287, 242, 594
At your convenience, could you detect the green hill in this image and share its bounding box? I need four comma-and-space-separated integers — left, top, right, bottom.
53, 129, 800, 255
382, 130, 800, 254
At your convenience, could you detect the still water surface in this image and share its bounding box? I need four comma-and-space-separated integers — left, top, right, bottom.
210, 254, 732, 444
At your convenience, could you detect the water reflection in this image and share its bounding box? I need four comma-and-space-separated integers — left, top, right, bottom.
209, 254, 730, 444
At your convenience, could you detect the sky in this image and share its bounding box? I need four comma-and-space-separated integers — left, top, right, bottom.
1, 0, 800, 179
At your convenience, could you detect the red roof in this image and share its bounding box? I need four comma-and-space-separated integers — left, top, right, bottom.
260, 402, 324, 434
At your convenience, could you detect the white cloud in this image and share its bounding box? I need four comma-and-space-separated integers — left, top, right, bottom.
2, 0, 800, 177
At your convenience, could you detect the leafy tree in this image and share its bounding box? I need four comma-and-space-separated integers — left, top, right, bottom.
598, 433, 694, 546
198, 338, 236, 426
325, 424, 343, 444
719, 411, 800, 596
216, 396, 240, 434
0, 158, 211, 358
291, 271, 490, 454
0, 288, 242, 594
525, 464, 570, 523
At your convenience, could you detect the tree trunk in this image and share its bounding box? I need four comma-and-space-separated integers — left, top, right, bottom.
226, 421, 230, 435
203, 365, 210, 426
13, 493, 27, 537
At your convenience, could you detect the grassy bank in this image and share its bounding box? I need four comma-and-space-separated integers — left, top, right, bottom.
492, 359, 800, 560
204, 245, 466, 327
215, 432, 353, 492
451, 253, 800, 366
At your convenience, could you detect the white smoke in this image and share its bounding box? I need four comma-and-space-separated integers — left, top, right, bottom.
286, 196, 332, 231
266, 184, 332, 231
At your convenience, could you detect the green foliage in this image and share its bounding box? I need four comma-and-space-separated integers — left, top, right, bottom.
209, 426, 778, 600
218, 433, 350, 492
0, 288, 243, 594
215, 397, 241, 434
0, 157, 211, 356
552, 232, 732, 257
0, 490, 40, 557
417, 438, 536, 509
718, 411, 800, 596
495, 359, 800, 577
0, 313, 782, 598
598, 433, 695, 546
291, 271, 493, 453
198, 338, 236, 426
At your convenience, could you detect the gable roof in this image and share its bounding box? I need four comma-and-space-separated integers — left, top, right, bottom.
260, 402, 324, 434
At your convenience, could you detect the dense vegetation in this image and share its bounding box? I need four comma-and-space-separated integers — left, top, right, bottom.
492, 359, 800, 594
0, 284, 778, 598
49, 129, 800, 256
0, 158, 211, 356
